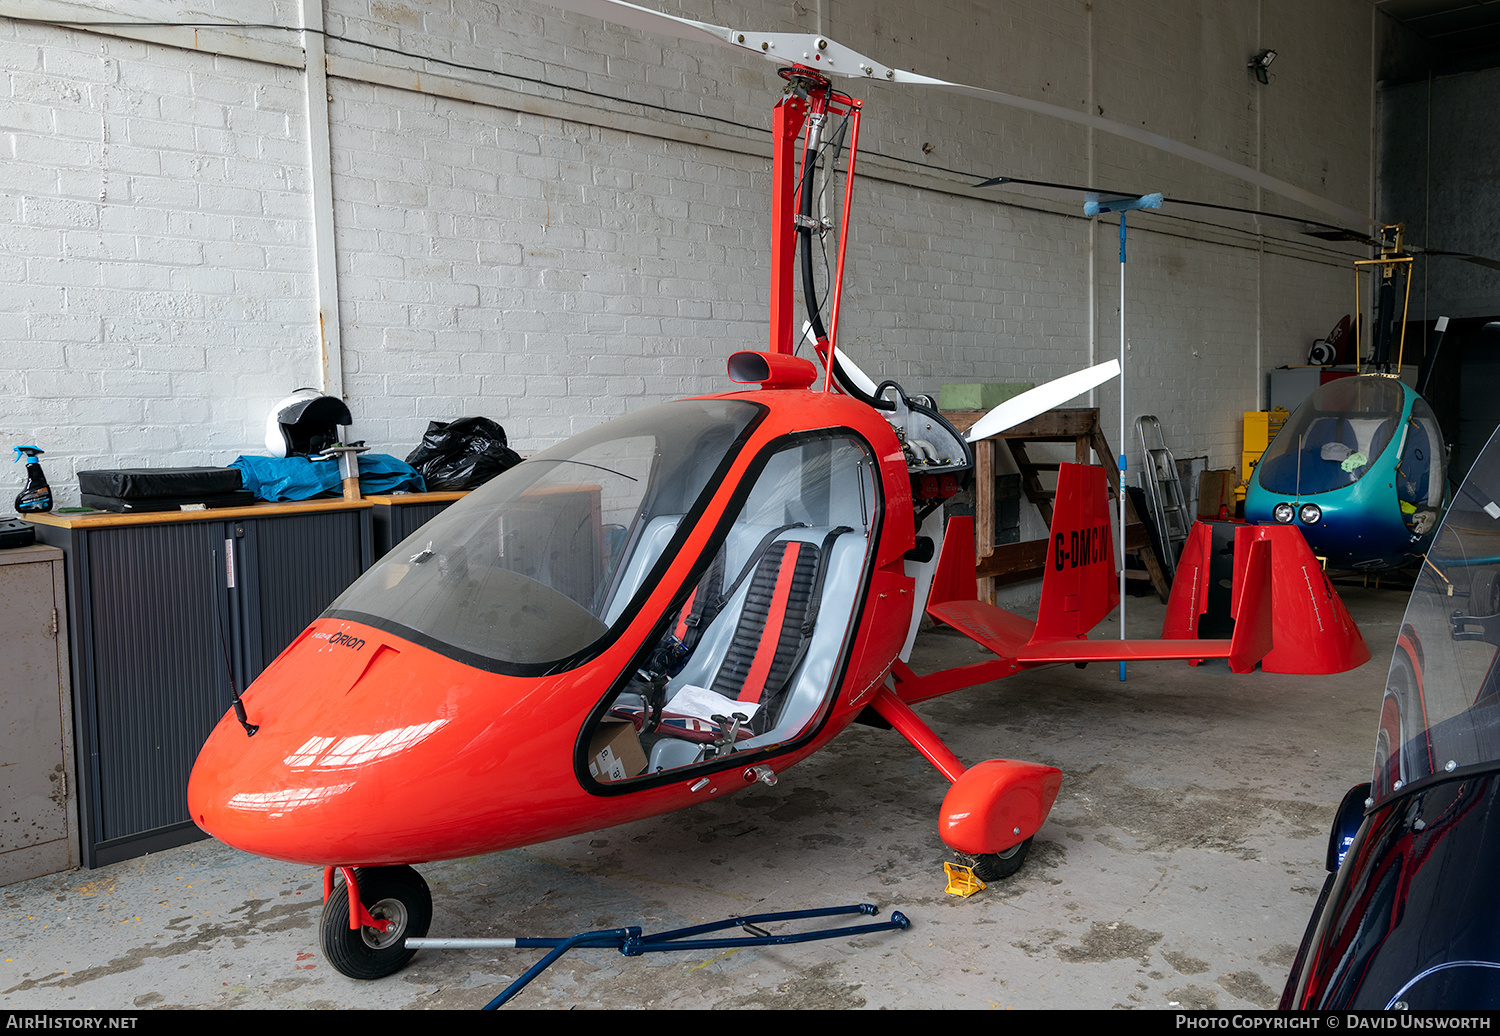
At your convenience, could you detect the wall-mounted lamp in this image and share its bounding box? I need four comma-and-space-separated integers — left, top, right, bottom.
1249, 49, 1277, 84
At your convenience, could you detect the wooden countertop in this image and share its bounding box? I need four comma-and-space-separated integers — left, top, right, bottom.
25, 497, 373, 530
362, 491, 469, 505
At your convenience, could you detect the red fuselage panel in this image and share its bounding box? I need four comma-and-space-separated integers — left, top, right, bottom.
188, 387, 917, 868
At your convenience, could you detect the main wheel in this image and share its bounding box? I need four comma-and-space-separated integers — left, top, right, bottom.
971, 837, 1033, 882
1474, 568, 1500, 617
320, 865, 432, 980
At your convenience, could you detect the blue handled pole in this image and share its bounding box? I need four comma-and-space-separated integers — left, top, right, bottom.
1083, 193, 1161, 681
446, 903, 910, 1009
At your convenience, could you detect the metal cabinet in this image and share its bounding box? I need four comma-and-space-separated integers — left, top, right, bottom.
0, 545, 77, 885
367, 490, 467, 558
31, 501, 372, 867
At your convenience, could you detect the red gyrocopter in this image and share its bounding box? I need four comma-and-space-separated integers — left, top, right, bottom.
189, 35, 1367, 981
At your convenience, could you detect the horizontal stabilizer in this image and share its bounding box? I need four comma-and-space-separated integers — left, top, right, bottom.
1017, 638, 1231, 664
925, 600, 1036, 660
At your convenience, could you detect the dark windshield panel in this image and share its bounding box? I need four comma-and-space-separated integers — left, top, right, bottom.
1259, 376, 1406, 495
1375, 425, 1500, 803
1398, 396, 1445, 511
326, 399, 762, 668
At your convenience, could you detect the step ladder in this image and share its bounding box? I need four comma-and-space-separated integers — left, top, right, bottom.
1136, 415, 1191, 577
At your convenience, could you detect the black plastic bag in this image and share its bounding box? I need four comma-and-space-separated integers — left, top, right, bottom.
404, 417, 522, 490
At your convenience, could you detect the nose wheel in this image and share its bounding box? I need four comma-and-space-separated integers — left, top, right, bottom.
320, 865, 433, 979
970, 837, 1033, 881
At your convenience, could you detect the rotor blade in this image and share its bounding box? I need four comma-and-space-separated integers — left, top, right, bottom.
532, 0, 735, 50
1280, 226, 1500, 270
1301, 226, 1377, 246
1411, 247, 1500, 273
964, 360, 1121, 443
532, 0, 1371, 228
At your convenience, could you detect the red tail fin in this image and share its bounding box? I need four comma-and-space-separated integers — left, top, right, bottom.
1226, 535, 1274, 673
927, 514, 978, 610
1033, 463, 1120, 641
1162, 520, 1369, 674
1234, 525, 1370, 674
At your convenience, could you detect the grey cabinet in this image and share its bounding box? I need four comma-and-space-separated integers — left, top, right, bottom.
31, 502, 372, 867
367, 490, 467, 557
0, 545, 77, 886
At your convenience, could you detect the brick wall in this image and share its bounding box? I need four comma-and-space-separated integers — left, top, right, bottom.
1, 10, 318, 491
2, 0, 1374, 509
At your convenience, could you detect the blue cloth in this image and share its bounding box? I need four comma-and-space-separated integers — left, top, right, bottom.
231, 454, 425, 502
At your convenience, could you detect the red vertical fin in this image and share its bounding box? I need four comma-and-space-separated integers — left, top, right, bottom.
1226, 535, 1274, 673
927, 515, 978, 612
1032, 464, 1119, 642
1237, 526, 1371, 674
1161, 521, 1214, 640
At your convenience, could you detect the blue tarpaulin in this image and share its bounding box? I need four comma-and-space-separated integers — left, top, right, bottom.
231, 454, 425, 502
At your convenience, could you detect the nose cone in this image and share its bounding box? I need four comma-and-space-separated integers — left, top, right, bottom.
188, 716, 451, 865
188, 621, 490, 865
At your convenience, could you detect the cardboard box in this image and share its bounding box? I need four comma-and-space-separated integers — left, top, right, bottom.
1198, 469, 1239, 518
587, 720, 647, 782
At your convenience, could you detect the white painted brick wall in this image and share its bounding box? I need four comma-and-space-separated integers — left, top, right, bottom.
1, 14, 318, 501
2, 0, 1374, 513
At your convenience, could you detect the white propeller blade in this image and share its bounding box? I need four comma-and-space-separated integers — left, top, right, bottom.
831, 344, 878, 398
797, 321, 882, 398
530, 0, 1369, 228
964, 360, 1120, 442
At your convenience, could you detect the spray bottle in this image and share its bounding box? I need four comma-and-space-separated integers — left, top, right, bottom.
13, 446, 53, 514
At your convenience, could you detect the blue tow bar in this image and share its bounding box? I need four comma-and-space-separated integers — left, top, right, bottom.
408, 903, 910, 1009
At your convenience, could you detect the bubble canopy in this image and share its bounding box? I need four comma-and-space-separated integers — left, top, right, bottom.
326, 399, 763, 671
1257, 377, 1405, 496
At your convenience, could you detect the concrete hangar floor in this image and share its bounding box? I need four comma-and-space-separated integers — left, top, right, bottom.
1, 589, 1398, 1010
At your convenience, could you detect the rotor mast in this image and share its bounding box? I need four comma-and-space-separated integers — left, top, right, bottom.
1355, 223, 1415, 373
767, 67, 862, 378
768, 82, 809, 356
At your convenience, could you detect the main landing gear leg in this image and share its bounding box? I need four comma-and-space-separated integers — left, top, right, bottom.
871, 686, 1060, 880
